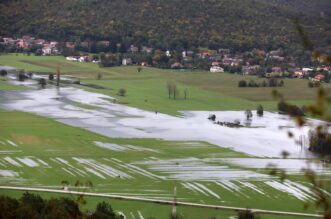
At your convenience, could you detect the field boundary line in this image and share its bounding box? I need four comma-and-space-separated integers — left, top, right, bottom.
0, 186, 322, 218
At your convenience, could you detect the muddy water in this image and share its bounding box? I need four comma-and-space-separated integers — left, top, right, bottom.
0, 79, 317, 158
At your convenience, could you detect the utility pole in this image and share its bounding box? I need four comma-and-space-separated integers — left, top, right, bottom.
56, 66, 60, 87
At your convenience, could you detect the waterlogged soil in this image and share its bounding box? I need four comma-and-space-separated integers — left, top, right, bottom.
0, 83, 317, 158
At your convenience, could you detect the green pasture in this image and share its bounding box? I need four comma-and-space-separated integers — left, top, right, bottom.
1, 54, 327, 115
0, 109, 320, 218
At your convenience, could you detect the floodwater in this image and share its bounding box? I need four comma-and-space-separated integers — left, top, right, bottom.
0, 78, 318, 159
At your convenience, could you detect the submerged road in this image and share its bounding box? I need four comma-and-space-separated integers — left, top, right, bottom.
0, 186, 323, 218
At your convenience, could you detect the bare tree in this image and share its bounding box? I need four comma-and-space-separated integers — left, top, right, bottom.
184, 88, 188, 100
167, 81, 174, 99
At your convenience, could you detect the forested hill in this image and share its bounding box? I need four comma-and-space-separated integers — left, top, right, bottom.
0, 0, 330, 52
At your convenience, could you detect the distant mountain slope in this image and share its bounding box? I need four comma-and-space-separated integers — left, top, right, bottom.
0, 0, 330, 52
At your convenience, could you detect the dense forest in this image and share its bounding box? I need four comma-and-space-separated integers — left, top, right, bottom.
0, 0, 331, 53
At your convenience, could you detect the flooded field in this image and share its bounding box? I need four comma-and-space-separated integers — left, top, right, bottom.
0, 76, 330, 217
1, 79, 317, 158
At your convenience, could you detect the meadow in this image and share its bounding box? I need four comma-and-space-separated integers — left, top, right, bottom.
0, 54, 330, 218
0, 109, 319, 218
1, 53, 329, 115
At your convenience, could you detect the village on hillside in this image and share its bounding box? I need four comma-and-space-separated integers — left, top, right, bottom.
1, 35, 330, 83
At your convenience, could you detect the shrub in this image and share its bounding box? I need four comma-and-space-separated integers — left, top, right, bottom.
268, 78, 278, 87
49, 74, 54, 80
238, 209, 260, 219
208, 114, 216, 121
278, 79, 284, 87
257, 105, 264, 116
38, 78, 47, 88
17, 72, 27, 81
238, 80, 247, 87
278, 101, 304, 116
308, 129, 331, 155
0, 69, 7, 76
117, 88, 126, 96
308, 81, 314, 88
96, 73, 102, 80
248, 80, 256, 87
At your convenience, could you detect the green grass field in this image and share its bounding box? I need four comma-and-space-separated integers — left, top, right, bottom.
0, 54, 330, 218
1, 54, 329, 115
0, 109, 320, 218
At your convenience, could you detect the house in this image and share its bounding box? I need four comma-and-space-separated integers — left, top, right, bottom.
211, 61, 220, 66
42, 42, 59, 55
141, 46, 153, 53
210, 66, 224, 73
302, 68, 314, 74
314, 74, 325, 82
66, 56, 79, 61
242, 65, 260, 75
186, 51, 194, 56
65, 42, 75, 49
2, 37, 16, 45
200, 52, 211, 59
255, 50, 266, 56
122, 58, 132, 66
80, 41, 89, 48
34, 39, 46, 45
294, 70, 304, 78
42, 45, 53, 55
218, 48, 230, 55
171, 62, 183, 69
128, 45, 139, 53
18, 39, 30, 50
98, 41, 110, 47
272, 67, 282, 73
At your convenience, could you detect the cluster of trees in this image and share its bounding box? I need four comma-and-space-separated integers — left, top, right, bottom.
166, 81, 188, 100
1, 0, 330, 55
308, 129, 331, 155
238, 78, 284, 87
0, 193, 119, 219
277, 100, 304, 116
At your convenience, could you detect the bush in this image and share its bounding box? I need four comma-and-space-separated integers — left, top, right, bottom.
257, 105, 264, 116
238, 209, 260, 219
91, 201, 116, 219
208, 114, 216, 121
308, 129, 331, 155
308, 81, 320, 88
278, 101, 304, 116
268, 78, 278, 87
96, 73, 102, 80
17, 72, 27, 81
278, 79, 284, 87
238, 80, 247, 87
48, 74, 54, 80
117, 88, 126, 96
0, 193, 118, 219
38, 78, 47, 88
248, 80, 257, 87
0, 69, 7, 76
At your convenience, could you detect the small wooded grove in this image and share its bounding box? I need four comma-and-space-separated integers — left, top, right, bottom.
0, 193, 119, 219
238, 78, 284, 87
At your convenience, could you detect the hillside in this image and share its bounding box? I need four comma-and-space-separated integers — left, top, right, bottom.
0, 0, 330, 52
